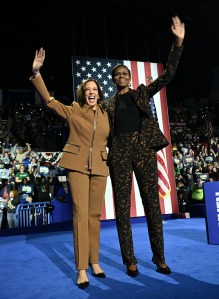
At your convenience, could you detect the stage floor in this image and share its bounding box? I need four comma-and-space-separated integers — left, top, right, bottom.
1, 218, 219, 299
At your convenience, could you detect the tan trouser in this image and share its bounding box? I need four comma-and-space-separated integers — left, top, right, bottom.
67, 171, 107, 270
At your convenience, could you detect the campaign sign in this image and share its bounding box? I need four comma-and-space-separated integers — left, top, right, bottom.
196, 173, 209, 183
203, 181, 219, 245
0, 169, 9, 179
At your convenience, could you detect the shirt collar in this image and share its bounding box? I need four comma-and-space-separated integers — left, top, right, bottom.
82, 103, 104, 113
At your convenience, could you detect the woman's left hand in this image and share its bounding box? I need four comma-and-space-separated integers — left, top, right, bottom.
171, 15, 185, 42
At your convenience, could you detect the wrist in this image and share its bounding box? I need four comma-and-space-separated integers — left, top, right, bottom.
175, 38, 184, 47
32, 69, 40, 76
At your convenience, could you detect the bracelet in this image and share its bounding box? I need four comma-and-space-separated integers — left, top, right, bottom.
32, 69, 40, 75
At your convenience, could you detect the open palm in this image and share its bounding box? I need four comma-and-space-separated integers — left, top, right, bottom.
32, 47, 45, 73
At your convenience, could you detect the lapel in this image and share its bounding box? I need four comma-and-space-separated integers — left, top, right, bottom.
129, 87, 149, 114
107, 94, 116, 118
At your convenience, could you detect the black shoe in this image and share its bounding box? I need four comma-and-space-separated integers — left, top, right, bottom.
89, 264, 106, 278
156, 264, 171, 275
126, 265, 139, 277
77, 281, 89, 289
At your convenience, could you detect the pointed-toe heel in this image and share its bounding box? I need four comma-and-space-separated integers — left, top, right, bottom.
77, 270, 89, 288
156, 264, 171, 275
126, 265, 139, 277
77, 281, 89, 289
89, 263, 106, 278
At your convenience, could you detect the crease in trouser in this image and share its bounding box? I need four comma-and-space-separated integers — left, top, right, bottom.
88, 176, 107, 264
68, 171, 89, 270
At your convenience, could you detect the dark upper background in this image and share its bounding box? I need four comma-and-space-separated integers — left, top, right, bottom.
1, 0, 219, 103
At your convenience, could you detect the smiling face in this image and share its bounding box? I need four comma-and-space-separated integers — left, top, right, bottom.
84, 80, 99, 108
112, 65, 131, 92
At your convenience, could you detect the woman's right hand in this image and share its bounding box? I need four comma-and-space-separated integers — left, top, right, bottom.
32, 47, 45, 76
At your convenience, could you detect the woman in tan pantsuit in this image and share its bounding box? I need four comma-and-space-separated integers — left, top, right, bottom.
30, 48, 110, 289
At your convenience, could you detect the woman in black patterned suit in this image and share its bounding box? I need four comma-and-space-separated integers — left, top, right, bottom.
103, 16, 185, 276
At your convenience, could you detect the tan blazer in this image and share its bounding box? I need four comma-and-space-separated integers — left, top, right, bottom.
30, 75, 110, 176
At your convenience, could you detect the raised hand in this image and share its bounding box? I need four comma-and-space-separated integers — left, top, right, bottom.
171, 16, 185, 43
32, 47, 45, 75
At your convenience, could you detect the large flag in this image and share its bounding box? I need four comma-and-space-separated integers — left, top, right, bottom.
148, 76, 171, 200
72, 56, 178, 219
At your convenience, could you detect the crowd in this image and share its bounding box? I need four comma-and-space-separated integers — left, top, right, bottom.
0, 101, 68, 151
0, 139, 67, 228
169, 103, 219, 213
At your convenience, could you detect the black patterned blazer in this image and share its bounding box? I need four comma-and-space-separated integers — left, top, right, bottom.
103, 43, 184, 152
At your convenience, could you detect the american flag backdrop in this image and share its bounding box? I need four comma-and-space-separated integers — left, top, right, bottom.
149, 96, 171, 199
72, 56, 178, 219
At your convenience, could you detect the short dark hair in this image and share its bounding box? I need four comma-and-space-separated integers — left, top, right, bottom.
111, 64, 131, 80
76, 79, 104, 107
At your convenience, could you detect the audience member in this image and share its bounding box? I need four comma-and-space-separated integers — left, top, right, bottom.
18, 178, 33, 204
13, 143, 31, 163
3, 189, 20, 228
15, 164, 30, 186
8, 167, 16, 188
0, 179, 10, 200
190, 180, 204, 205
176, 180, 189, 213
35, 176, 51, 203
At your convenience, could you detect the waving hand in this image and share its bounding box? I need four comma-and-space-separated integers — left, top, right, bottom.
32, 47, 45, 76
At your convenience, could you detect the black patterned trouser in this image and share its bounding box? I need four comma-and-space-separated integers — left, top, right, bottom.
109, 132, 165, 266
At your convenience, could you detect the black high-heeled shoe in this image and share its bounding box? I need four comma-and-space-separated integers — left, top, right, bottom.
89, 263, 106, 278
156, 264, 171, 275
77, 270, 89, 289
77, 281, 89, 289
126, 265, 139, 277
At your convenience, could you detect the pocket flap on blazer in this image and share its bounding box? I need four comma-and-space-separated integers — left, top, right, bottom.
63, 144, 80, 154
101, 151, 108, 161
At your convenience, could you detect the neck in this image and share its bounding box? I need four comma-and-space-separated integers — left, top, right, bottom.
118, 86, 129, 95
